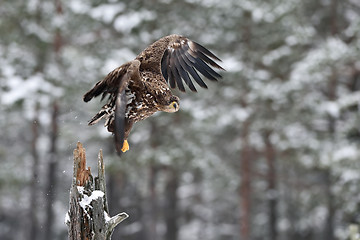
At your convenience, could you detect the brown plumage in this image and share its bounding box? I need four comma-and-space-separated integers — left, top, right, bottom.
83, 34, 224, 154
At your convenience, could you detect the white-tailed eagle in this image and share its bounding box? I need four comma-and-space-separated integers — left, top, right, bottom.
83, 34, 224, 154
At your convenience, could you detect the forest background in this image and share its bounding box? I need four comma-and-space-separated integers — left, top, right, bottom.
1, 0, 360, 240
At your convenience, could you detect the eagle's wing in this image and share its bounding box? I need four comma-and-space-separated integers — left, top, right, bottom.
83, 60, 141, 154
83, 62, 132, 102
161, 38, 224, 92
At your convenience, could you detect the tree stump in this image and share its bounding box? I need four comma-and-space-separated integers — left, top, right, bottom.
66, 142, 128, 240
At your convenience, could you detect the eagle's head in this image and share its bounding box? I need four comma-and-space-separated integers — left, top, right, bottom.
161, 95, 180, 113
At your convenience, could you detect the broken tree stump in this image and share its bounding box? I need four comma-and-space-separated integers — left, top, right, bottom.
66, 142, 128, 240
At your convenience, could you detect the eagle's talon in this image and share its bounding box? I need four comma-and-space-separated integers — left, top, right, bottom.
121, 140, 129, 152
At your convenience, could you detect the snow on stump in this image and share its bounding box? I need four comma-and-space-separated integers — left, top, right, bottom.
66, 142, 128, 240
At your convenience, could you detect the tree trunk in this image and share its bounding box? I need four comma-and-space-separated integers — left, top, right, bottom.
144, 165, 159, 240
263, 130, 278, 240
323, 1, 339, 236
239, 9, 253, 240
323, 67, 337, 240
67, 142, 128, 240
29, 103, 40, 240
323, 169, 334, 240
164, 167, 179, 240
44, 100, 59, 240
45, 0, 63, 235
240, 119, 252, 240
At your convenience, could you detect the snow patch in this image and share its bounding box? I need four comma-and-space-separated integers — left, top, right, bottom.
221, 56, 243, 72
1, 74, 63, 106
288, 37, 350, 92
321, 101, 340, 118
114, 10, 156, 33
77, 187, 105, 210
319, 92, 360, 117
68, 0, 91, 14
334, 145, 358, 161
90, 3, 126, 23
64, 212, 70, 224
262, 46, 291, 65
341, 169, 359, 182
104, 211, 111, 223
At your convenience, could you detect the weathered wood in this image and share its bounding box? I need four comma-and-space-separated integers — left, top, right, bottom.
66, 142, 128, 240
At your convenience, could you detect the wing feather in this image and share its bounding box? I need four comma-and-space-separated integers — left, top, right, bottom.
174, 49, 197, 92
83, 63, 130, 102
160, 37, 223, 91
168, 64, 177, 89
188, 41, 222, 62
179, 50, 208, 89
185, 51, 220, 81
161, 49, 169, 81
195, 50, 225, 70
170, 52, 185, 92
167, 52, 177, 89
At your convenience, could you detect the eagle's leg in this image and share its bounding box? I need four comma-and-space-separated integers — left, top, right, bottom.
121, 140, 129, 152
121, 120, 134, 152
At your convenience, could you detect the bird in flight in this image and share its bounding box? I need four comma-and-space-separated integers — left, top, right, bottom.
83, 34, 224, 154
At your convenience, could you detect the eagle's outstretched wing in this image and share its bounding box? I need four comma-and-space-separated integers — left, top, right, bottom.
83, 62, 132, 103
161, 37, 224, 92
83, 60, 141, 154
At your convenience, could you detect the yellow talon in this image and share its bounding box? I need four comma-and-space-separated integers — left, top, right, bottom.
121, 140, 129, 152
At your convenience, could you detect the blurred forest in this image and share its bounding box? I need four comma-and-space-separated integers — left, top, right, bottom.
1, 0, 360, 239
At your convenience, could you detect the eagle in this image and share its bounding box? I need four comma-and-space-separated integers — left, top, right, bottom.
83, 34, 224, 154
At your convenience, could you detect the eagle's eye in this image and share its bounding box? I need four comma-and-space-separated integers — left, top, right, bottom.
171, 102, 178, 110
163, 101, 179, 113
